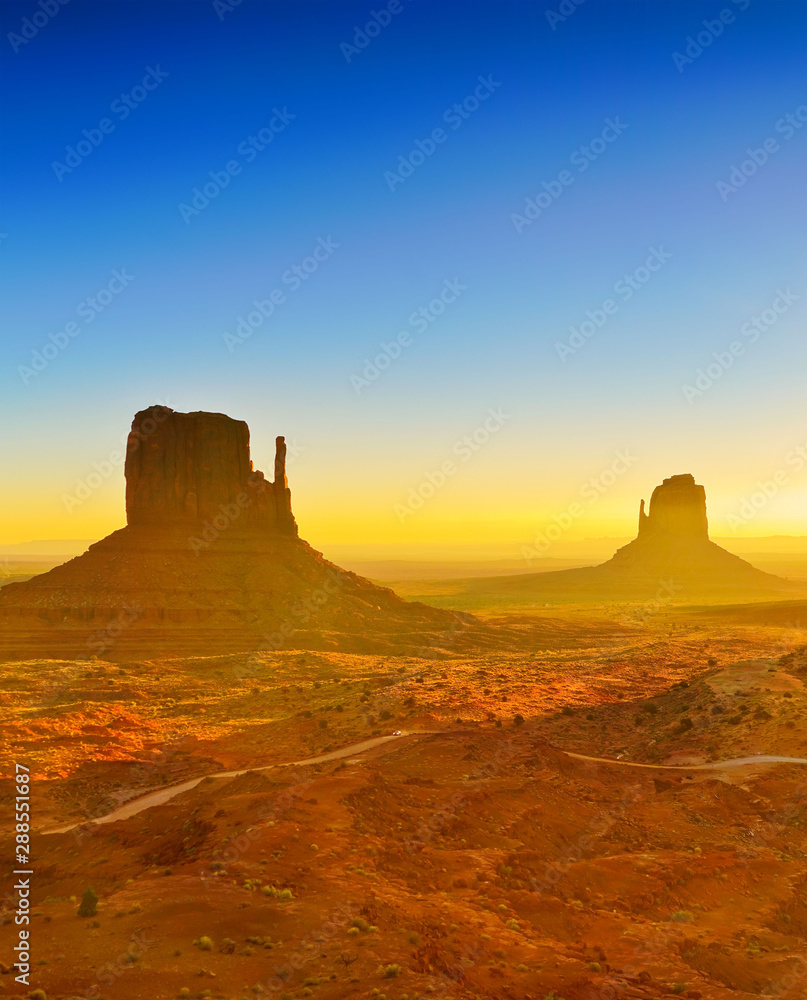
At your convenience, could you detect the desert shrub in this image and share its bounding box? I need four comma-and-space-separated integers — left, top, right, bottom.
219, 937, 236, 953
506, 918, 520, 930
561, 706, 573, 716
28, 991, 47, 1000
194, 935, 214, 950
351, 917, 371, 931
513, 714, 525, 726
587, 961, 601, 971
671, 910, 694, 923
262, 885, 293, 899
77, 888, 98, 918
178, 990, 190, 998
379, 963, 400, 978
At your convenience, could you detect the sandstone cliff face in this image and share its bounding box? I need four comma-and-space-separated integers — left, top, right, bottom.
637, 474, 708, 540
125, 406, 296, 535
0, 406, 471, 659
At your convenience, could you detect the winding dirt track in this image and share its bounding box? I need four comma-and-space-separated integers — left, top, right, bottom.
41, 731, 434, 835
41, 730, 807, 836
564, 752, 807, 769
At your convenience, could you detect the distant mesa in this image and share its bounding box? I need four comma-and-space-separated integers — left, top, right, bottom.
601, 473, 782, 587
462, 473, 801, 607
0, 406, 471, 660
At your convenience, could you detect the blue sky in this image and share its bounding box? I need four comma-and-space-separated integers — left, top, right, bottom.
1, 0, 806, 547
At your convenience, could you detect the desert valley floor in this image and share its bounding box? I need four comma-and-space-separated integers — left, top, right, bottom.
3, 602, 807, 1000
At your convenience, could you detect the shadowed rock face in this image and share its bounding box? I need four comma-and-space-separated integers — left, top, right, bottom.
638, 474, 708, 541
125, 406, 295, 535
0, 406, 472, 660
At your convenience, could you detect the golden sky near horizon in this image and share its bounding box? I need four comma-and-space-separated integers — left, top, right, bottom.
2, 422, 806, 549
